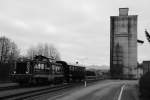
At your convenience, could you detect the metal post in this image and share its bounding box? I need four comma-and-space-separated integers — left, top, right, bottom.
84, 80, 87, 87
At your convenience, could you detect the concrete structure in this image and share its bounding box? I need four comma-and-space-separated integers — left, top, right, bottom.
110, 8, 137, 79
142, 61, 150, 75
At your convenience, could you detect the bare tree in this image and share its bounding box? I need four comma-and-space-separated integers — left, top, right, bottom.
26, 46, 36, 60
0, 36, 19, 63
27, 43, 61, 61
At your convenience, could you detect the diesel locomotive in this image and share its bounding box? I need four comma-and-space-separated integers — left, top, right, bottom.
10, 55, 86, 84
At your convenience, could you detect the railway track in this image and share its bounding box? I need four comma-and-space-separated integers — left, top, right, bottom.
0, 83, 76, 100
27, 80, 107, 100
0, 83, 49, 92
0, 80, 104, 100
0, 83, 20, 91
0, 85, 20, 92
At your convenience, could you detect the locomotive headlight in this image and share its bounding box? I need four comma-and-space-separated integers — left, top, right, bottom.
13, 71, 16, 74
26, 71, 29, 74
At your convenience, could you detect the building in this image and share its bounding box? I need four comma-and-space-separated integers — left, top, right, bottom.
142, 61, 150, 75
137, 63, 143, 79
110, 8, 137, 79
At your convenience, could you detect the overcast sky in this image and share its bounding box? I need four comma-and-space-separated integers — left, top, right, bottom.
0, 0, 150, 67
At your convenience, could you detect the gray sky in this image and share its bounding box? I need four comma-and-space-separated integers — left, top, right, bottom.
0, 0, 150, 67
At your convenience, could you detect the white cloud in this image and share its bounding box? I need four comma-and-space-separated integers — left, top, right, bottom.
13, 19, 29, 29
0, 0, 149, 66
45, 24, 57, 33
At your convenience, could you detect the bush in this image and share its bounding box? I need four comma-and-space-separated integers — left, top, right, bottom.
0, 63, 13, 82
139, 72, 150, 98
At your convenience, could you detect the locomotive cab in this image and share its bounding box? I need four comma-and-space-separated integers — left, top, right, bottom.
31, 55, 64, 84
10, 59, 33, 84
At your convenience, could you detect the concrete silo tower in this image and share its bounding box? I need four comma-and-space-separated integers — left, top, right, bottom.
110, 8, 137, 79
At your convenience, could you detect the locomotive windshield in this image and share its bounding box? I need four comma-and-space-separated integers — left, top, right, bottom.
15, 61, 30, 74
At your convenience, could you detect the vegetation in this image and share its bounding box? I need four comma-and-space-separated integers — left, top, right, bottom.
0, 36, 19, 63
0, 36, 20, 82
0, 36, 61, 82
139, 72, 150, 99
26, 43, 61, 61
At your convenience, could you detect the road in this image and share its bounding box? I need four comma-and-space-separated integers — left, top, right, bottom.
29, 80, 139, 100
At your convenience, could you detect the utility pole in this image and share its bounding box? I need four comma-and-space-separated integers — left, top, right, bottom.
136, 30, 145, 79
0, 35, 4, 63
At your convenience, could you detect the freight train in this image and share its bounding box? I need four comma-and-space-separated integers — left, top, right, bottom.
10, 55, 87, 85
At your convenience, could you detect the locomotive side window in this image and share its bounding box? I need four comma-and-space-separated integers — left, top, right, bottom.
52, 64, 63, 74
45, 63, 50, 70
34, 63, 49, 73
34, 63, 44, 69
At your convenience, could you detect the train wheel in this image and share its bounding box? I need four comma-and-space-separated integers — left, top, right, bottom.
32, 78, 37, 85
19, 82, 25, 86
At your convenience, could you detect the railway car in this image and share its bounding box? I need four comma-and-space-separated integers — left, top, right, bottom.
68, 65, 85, 82
56, 61, 86, 82
86, 70, 97, 80
11, 55, 64, 84
86, 69, 105, 80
